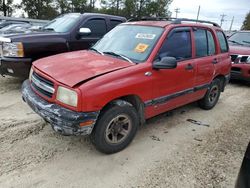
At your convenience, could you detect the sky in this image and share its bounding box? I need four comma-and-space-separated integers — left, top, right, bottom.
169, 0, 249, 30
13, 0, 249, 30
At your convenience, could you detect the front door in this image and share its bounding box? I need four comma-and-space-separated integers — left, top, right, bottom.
69, 18, 108, 51
150, 27, 196, 116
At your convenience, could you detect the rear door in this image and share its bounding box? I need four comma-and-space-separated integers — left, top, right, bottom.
215, 30, 231, 75
192, 27, 217, 90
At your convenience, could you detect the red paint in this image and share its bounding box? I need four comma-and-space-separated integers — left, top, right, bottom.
230, 44, 250, 80
32, 21, 231, 119
230, 46, 250, 55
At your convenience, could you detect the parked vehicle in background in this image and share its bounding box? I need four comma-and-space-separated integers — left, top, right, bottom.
22, 18, 231, 154
0, 13, 126, 77
0, 20, 29, 29
0, 23, 32, 35
229, 31, 250, 82
235, 142, 250, 188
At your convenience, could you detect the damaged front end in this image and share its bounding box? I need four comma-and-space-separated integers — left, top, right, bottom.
22, 80, 99, 136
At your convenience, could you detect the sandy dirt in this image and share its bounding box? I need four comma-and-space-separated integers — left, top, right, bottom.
0, 76, 249, 188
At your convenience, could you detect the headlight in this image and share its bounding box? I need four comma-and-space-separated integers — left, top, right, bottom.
247, 56, 250, 64
56, 86, 78, 107
29, 67, 34, 81
2, 42, 24, 57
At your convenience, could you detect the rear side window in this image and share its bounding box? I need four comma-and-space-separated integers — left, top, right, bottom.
194, 29, 216, 57
207, 31, 216, 55
82, 19, 107, 37
216, 31, 228, 53
158, 29, 192, 61
194, 29, 207, 57
110, 20, 123, 29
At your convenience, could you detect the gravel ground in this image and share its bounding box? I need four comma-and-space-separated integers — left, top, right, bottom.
0, 76, 249, 188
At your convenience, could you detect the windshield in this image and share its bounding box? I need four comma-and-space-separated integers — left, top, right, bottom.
43, 13, 81, 33
229, 32, 250, 46
93, 25, 164, 62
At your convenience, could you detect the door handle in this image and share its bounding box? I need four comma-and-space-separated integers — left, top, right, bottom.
212, 59, 218, 64
185, 64, 193, 70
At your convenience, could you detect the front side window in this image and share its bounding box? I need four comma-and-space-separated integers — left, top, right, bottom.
158, 28, 192, 61
216, 31, 229, 53
82, 19, 107, 37
93, 25, 164, 62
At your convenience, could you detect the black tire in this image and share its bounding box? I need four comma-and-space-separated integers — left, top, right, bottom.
198, 79, 221, 110
91, 101, 139, 154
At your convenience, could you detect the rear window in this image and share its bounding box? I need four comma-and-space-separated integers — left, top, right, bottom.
82, 19, 107, 37
110, 20, 123, 29
216, 31, 229, 53
207, 31, 216, 55
194, 29, 216, 57
194, 29, 208, 57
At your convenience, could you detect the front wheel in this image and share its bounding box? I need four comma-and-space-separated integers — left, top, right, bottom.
198, 79, 221, 110
91, 102, 139, 154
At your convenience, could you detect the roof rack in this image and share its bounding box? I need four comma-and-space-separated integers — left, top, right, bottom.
128, 17, 220, 27
128, 17, 170, 22
173, 18, 220, 27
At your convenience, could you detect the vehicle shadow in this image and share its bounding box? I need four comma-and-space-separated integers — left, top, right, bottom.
230, 80, 250, 87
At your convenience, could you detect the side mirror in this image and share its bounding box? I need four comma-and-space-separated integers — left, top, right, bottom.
78, 27, 91, 35
153, 57, 177, 69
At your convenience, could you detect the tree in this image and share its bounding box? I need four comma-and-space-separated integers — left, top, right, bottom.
56, 0, 71, 14
0, 0, 14, 16
56, 0, 88, 14
100, 0, 124, 15
101, 0, 172, 18
123, 0, 136, 18
21, 0, 58, 19
241, 11, 250, 30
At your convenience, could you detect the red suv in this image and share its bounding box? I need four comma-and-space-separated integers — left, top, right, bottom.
22, 18, 231, 153
228, 31, 250, 82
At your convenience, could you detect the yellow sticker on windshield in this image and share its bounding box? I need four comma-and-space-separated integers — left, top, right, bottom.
134, 43, 149, 53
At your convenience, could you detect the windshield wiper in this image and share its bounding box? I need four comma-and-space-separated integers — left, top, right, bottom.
103, 51, 134, 64
43, 27, 55, 31
228, 40, 243, 45
89, 47, 104, 55
242, 40, 250, 44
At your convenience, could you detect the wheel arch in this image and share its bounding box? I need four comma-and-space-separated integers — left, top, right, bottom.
213, 74, 226, 92
100, 95, 145, 125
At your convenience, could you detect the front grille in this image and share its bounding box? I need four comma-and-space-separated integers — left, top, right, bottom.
231, 54, 249, 64
31, 72, 54, 98
231, 67, 241, 72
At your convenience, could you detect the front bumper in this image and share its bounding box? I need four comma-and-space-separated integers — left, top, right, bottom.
0, 57, 32, 77
231, 70, 250, 82
22, 80, 99, 136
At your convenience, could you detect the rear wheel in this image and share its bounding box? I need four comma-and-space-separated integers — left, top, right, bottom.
91, 101, 139, 154
198, 79, 221, 110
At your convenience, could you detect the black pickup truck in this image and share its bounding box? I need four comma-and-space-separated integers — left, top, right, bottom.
0, 13, 126, 77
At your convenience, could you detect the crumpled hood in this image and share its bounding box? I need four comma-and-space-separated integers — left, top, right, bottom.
230, 45, 250, 55
33, 50, 133, 87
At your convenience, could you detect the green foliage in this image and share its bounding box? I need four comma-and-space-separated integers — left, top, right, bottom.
21, 0, 58, 19
0, 0, 14, 16
18, 0, 172, 20
241, 11, 250, 30
101, 0, 173, 18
